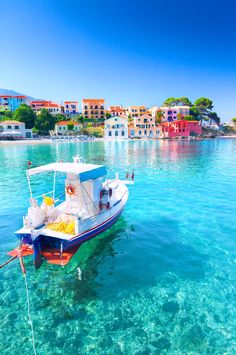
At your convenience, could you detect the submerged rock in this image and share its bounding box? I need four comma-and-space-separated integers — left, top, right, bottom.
162, 301, 180, 314
151, 336, 171, 351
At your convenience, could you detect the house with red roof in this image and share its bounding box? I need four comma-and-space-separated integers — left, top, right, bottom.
55, 121, 82, 136
29, 100, 63, 115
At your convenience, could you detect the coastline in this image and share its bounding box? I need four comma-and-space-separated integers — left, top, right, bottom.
0, 139, 52, 146
0, 135, 236, 146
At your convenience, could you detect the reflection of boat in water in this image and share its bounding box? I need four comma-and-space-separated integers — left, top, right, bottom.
10, 156, 134, 268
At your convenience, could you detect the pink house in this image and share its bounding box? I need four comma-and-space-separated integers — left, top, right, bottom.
161, 120, 202, 138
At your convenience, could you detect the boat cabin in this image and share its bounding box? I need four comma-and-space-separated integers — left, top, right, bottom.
24, 161, 114, 236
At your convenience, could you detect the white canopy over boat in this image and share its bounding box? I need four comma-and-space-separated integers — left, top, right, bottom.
27, 162, 107, 182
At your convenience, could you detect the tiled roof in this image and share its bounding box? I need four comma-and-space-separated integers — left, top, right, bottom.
55, 121, 80, 126
64, 101, 78, 104
82, 99, 105, 103
0, 95, 27, 99
0, 120, 24, 124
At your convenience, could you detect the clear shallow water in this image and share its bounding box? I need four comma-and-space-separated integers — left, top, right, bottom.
0, 139, 236, 354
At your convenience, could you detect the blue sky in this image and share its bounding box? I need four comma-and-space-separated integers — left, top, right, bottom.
1, 0, 236, 121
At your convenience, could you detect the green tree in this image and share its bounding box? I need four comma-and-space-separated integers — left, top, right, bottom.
193, 98, 217, 126
155, 110, 164, 124
54, 113, 66, 123
163, 97, 192, 107
106, 112, 111, 119
163, 97, 178, 106
34, 109, 55, 135
178, 97, 192, 106
67, 123, 74, 131
190, 106, 201, 121
208, 112, 220, 126
182, 115, 195, 121
3, 110, 13, 118
13, 104, 36, 128
128, 114, 134, 123
77, 115, 84, 124
194, 97, 213, 111
232, 118, 236, 124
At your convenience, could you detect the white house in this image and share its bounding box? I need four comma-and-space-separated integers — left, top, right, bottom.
0, 120, 33, 138
55, 121, 82, 135
104, 116, 128, 139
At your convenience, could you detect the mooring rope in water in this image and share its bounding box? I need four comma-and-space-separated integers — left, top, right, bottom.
23, 272, 37, 355
17, 248, 37, 355
0, 255, 17, 269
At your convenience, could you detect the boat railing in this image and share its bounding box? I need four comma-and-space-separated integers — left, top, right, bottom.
81, 189, 128, 223
31, 190, 65, 206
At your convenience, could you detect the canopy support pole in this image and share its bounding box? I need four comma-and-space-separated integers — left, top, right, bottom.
53, 171, 56, 199
26, 171, 33, 201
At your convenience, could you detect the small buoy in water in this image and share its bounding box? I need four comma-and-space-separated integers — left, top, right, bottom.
77, 267, 82, 280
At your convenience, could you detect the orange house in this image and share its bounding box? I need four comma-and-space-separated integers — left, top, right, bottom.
82, 99, 105, 120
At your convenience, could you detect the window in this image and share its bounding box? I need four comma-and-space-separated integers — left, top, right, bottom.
84, 105, 88, 109
115, 130, 118, 136
7, 125, 12, 129
121, 130, 125, 136
109, 131, 112, 136
15, 125, 19, 129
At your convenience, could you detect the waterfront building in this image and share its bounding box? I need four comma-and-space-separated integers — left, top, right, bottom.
30, 100, 62, 115
159, 106, 190, 122
64, 101, 79, 116
161, 120, 202, 138
149, 105, 190, 122
104, 116, 128, 139
127, 105, 148, 118
108, 106, 124, 117
55, 121, 82, 135
0, 120, 33, 138
0, 95, 29, 112
129, 114, 162, 138
82, 99, 105, 120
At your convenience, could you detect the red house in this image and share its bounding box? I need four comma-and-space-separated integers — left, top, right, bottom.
161, 120, 202, 138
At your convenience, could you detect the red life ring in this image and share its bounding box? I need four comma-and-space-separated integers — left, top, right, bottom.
100, 190, 103, 199
106, 202, 110, 210
66, 184, 76, 196
109, 188, 112, 198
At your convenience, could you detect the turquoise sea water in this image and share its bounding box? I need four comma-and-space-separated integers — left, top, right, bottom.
0, 139, 236, 354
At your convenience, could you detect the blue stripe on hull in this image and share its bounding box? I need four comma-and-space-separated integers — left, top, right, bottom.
17, 206, 125, 252
64, 206, 124, 249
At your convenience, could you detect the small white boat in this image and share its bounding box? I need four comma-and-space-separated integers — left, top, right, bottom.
14, 156, 134, 268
